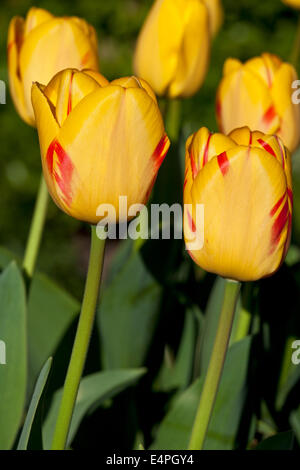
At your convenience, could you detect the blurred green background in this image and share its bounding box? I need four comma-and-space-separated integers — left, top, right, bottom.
1, 0, 300, 298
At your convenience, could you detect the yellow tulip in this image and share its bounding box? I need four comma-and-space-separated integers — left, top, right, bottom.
204, 0, 223, 37
134, 0, 211, 98
216, 53, 300, 153
282, 0, 300, 8
31, 70, 170, 224
184, 126, 292, 282
7, 7, 99, 126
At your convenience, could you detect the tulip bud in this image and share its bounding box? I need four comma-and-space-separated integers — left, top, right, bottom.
184, 126, 292, 281
31, 70, 170, 224
134, 0, 211, 99
7, 7, 99, 126
204, 0, 223, 37
282, 0, 300, 8
216, 53, 300, 153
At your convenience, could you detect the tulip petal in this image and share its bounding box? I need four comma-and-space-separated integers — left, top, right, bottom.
134, 0, 184, 96
245, 53, 281, 88
110, 76, 157, 103
44, 69, 102, 126
271, 63, 300, 153
7, 16, 32, 125
217, 66, 280, 135
19, 18, 99, 122
168, 0, 210, 98
23, 7, 53, 38
203, 0, 223, 37
185, 146, 290, 281
31, 83, 61, 207
188, 127, 236, 176
52, 85, 168, 222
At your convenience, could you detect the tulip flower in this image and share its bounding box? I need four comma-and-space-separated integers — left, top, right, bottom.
7, 7, 99, 126
134, 0, 211, 99
31, 70, 170, 224
216, 53, 300, 153
282, 0, 300, 8
204, 0, 223, 37
184, 126, 292, 282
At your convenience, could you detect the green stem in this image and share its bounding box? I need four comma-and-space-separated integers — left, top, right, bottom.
188, 279, 241, 450
290, 13, 300, 68
231, 282, 252, 343
165, 99, 182, 143
23, 174, 49, 277
51, 226, 106, 450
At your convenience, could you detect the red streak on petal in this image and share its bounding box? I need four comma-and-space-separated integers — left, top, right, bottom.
203, 133, 212, 166
187, 210, 196, 233
257, 138, 277, 158
183, 178, 187, 189
271, 198, 289, 247
217, 151, 229, 176
7, 40, 15, 52
190, 150, 198, 179
270, 193, 286, 217
262, 105, 276, 126
274, 135, 285, 170
67, 71, 75, 116
46, 139, 74, 206
144, 174, 158, 202
152, 134, 170, 172
81, 51, 91, 68
288, 188, 293, 208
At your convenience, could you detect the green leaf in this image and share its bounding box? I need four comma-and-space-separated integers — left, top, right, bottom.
0, 246, 20, 271
199, 277, 226, 375
0, 262, 27, 449
98, 250, 162, 369
17, 357, 52, 450
276, 337, 300, 410
256, 431, 294, 450
43, 368, 146, 449
27, 273, 79, 391
290, 406, 300, 445
154, 307, 202, 391
151, 337, 252, 450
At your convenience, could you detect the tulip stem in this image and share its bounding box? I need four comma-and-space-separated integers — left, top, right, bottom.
188, 279, 241, 450
23, 174, 49, 277
165, 99, 182, 142
51, 226, 106, 450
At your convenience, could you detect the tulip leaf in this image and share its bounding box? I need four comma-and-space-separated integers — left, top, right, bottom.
199, 276, 226, 375
151, 336, 252, 450
276, 336, 300, 410
27, 273, 80, 392
17, 357, 52, 450
43, 368, 146, 449
0, 262, 27, 449
0, 246, 20, 271
154, 306, 202, 391
98, 249, 162, 369
290, 405, 300, 445
256, 431, 294, 450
